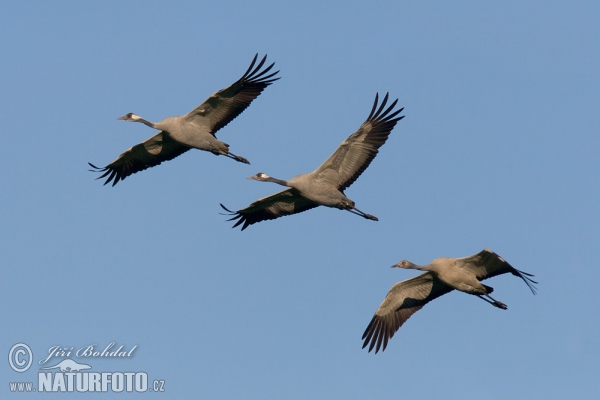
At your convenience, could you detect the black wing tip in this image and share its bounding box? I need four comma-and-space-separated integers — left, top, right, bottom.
88, 162, 103, 171
219, 203, 236, 214
89, 162, 121, 186
219, 204, 250, 231
240, 53, 260, 79
361, 315, 389, 354
516, 269, 538, 295
368, 92, 404, 123
241, 54, 281, 84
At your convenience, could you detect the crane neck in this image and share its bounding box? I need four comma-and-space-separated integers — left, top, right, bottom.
265, 177, 289, 187
136, 118, 156, 129
404, 261, 429, 271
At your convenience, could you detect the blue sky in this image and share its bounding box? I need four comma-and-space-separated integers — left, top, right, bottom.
1, 1, 599, 399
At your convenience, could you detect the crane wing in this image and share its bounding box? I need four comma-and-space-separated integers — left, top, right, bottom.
313, 92, 404, 191
220, 189, 319, 231
184, 54, 280, 136
362, 272, 453, 353
89, 132, 190, 186
457, 249, 537, 294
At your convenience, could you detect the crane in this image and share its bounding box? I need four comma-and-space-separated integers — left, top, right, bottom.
89, 54, 279, 186
362, 249, 537, 353
221, 92, 404, 230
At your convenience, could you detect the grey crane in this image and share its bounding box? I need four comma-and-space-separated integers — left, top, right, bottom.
89, 54, 279, 186
362, 249, 537, 353
220, 92, 404, 230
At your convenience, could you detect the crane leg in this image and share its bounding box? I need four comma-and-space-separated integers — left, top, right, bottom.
347, 207, 379, 221
476, 295, 508, 310
224, 151, 250, 164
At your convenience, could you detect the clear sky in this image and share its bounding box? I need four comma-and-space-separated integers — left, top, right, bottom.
1, 1, 599, 399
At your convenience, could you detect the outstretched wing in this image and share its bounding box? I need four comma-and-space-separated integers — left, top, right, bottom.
457, 249, 537, 294
362, 272, 453, 353
313, 92, 404, 191
89, 132, 190, 186
220, 189, 319, 231
185, 53, 280, 136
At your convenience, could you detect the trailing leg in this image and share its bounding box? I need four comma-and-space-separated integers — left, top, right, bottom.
476, 294, 507, 310
347, 207, 378, 221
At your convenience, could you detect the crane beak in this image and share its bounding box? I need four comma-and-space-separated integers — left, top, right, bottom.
117, 115, 127, 120
391, 263, 400, 268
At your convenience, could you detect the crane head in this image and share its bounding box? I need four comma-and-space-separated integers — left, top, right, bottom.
247, 172, 270, 181
117, 113, 142, 122
392, 260, 417, 270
